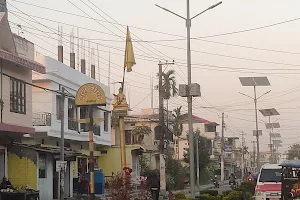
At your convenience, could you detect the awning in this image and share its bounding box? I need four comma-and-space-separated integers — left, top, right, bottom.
0, 49, 45, 74
12, 142, 81, 161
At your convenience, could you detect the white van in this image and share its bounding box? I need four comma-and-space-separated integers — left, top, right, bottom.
255, 164, 282, 200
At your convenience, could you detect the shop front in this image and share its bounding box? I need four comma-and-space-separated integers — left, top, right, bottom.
0, 145, 7, 180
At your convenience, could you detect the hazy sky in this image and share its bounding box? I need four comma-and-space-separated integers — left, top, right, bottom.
8, 0, 300, 152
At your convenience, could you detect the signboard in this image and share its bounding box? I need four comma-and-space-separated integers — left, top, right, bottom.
56, 161, 67, 172
75, 83, 106, 106
252, 130, 262, 136
224, 145, 233, 152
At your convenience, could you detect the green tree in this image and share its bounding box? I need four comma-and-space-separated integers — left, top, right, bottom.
183, 130, 211, 180
161, 69, 178, 100
139, 155, 151, 175
165, 154, 188, 190
287, 143, 300, 160
172, 106, 183, 137
132, 126, 152, 144
172, 106, 184, 160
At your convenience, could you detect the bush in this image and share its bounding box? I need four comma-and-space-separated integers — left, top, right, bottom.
222, 191, 252, 200
236, 182, 255, 195
201, 190, 218, 196
222, 191, 243, 200
175, 192, 186, 199
222, 190, 232, 196
197, 194, 221, 200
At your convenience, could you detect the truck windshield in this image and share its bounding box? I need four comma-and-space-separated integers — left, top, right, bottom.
259, 169, 281, 182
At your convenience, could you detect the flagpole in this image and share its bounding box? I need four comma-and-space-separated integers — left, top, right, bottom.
121, 67, 126, 92
121, 27, 128, 92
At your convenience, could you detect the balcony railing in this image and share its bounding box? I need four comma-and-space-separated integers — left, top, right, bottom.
68, 118, 78, 131
79, 123, 101, 136
33, 112, 51, 126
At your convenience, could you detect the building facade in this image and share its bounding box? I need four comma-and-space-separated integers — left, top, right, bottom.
0, 1, 48, 197
27, 55, 111, 199
106, 108, 174, 181
173, 114, 218, 161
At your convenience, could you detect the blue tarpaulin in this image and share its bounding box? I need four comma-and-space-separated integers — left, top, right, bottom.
279, 160, 300, 167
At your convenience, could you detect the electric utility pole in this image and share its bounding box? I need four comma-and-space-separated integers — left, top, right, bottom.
158, 60, 174, 196
240, 132, 246, 178
59, 87, 65, 200
196, 133, 200, 188
251, 141, 256, 171
221, 112, 225, 184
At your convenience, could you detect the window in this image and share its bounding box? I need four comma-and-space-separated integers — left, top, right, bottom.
56, 96, 62, 120
104, 112, 109, 132
39, 155, 47, 178
10, 78, 26, 114
259, 169, 281, 182
125, 130, 132, 145
64, 142, 70, 148
80, 106, 88, 131
205, 124, 216, 132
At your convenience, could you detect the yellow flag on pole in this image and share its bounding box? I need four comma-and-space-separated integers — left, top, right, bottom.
124, 26, 136, 72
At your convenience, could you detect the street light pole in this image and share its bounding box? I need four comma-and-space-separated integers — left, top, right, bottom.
186, 0, 196, 196
155, 2, 222, 197
253, 86, 260, 170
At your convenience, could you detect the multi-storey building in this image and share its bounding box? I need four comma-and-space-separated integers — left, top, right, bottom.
0, 0, 49, 195
28, 54, 111, 199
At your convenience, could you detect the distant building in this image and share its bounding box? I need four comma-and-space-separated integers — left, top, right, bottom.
173, 114, 218, 161
108, 108, 174, 180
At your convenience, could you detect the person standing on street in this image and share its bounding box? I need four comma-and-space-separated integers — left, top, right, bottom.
147, 173, 160, 200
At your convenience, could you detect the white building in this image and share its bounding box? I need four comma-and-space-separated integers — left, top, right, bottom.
26, 55, 111, 199
174, 114, 218, 161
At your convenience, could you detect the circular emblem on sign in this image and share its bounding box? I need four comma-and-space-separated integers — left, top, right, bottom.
75, 83, 107, 106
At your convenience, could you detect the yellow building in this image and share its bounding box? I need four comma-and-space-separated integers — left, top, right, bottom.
99, 108, 174, 182
98, 145, 145, 178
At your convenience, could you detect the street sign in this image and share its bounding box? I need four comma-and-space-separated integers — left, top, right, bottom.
75, 83, 106, 106
252, 130, 262, 136
56, 161, 67, 172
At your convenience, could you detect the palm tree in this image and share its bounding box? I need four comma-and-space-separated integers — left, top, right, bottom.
172, 106, 184, 160
162, 69, 178, 100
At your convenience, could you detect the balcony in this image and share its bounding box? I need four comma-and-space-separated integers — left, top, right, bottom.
68, 118, 78, 131
33, 112, 51, 126
79, 123, 100, 136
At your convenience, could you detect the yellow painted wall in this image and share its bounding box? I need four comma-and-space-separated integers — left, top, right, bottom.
72, 150, 101, 178
98, 146, 135, 176
8, 152, 37, 189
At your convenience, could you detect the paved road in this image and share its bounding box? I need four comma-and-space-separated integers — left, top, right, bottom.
184, 180, 242, 198
213, 183, 232, 195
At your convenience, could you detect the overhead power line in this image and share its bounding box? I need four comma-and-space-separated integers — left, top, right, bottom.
9, 0, 300, 40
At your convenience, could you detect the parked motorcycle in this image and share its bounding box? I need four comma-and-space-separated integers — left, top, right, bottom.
230, 182, 236, 190
211, 176, 219, 188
